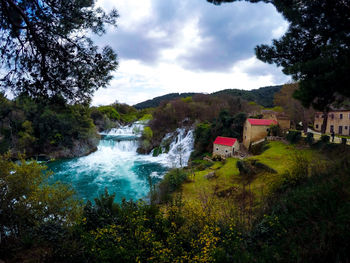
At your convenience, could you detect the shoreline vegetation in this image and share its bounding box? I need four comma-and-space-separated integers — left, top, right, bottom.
1, 88, 350, 262
1, 138, 350, 262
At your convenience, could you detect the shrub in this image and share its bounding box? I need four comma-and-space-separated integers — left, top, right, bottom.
268, 124, 282, 136
341, 138, 347, 145
142, 127, 153, 140
286, 130, 301, 144
321, 134, 330, 143
152, 146, 162, 157
157, 169, 188, 202
305, 132, 314, 145
97, 106, 120, 121
250, 141, 270, 155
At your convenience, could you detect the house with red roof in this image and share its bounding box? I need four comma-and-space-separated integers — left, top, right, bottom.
213, 136, 239, 157
243, 118, 278, 148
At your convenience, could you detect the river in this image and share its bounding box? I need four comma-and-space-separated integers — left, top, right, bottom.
47, 123, 194, 202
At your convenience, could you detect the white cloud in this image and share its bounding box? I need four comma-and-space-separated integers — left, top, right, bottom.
92, 0, 290, 106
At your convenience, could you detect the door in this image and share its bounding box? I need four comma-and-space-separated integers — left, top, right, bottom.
339, 126, 343, 135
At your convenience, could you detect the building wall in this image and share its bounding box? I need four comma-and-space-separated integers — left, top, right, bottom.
250, 125, 270, 144
314, 111, 350, 135
243, 120, 270, 148
213, 144, 234, 157
277, 118, 291, 130
233, 141, 240, 152
262, 111, 290, 130
243, 120, 252, 148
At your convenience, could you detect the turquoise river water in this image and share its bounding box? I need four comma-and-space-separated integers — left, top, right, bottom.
47, 124, 194, 202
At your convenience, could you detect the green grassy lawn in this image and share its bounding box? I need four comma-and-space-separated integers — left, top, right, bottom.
180, 141, 322, 219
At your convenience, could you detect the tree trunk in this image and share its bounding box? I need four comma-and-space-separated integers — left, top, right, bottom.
321, 110, 328, 134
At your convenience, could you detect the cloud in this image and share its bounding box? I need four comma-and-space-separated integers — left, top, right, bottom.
92, 0, 290, 105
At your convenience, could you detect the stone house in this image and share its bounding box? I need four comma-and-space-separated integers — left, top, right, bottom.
262, 110, 291, 130
314, 110, 350, 135
243, 118, 277, 148
213, 136, 239, 157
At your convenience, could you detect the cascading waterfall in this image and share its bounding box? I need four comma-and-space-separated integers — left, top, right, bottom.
151, 128, 195, 168
48, 122, 194, 202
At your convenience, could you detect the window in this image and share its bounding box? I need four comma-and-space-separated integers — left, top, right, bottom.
216, 148, 218, 151
340, 113, 343, 119
316, 124, 319, 129
339, 126, 343, 135
330, 125, 334, 132
315, 114, 319, 118
225, 150, 228, 153
244, 136, 246, 139
331, 114, 334, 120
345, 126, 348, 130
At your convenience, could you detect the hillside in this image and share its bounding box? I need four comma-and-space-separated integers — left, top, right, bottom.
133, 85, 282, 109
133, 92, 199, 109
212, 85, 282, 108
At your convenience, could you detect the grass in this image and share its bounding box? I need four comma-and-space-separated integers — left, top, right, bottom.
179, 141, 322, 221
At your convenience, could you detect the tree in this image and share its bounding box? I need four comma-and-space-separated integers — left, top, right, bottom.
0, 154, 81, 246
274, 83, 314, 131
208, 0, 350, 133
0, 0, 118, 103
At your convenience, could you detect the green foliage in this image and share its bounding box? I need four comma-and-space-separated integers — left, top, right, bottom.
212, 85, 282, 108
0, 95, 98, 156
163, 169, 188, 192
305, 132, 314, 145
143, 126, 153, 141
286, 130, 301, 144
157, 169, 189, 202
321, 134, 330, 143
250, 140, 270, 155
134, 92, 198, 109
139, 113, 153, 121
0, 155, 82, 259
0, 0, 118, 103
268, 124, 282, 136
152, 146, 162, 157
97, 106, 120, 121
181, 96, 193, 103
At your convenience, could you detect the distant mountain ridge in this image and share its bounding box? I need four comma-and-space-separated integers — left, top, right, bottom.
133, 85, 283, 109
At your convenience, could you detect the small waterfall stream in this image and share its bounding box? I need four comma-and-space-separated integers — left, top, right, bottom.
48, 122, 194, 202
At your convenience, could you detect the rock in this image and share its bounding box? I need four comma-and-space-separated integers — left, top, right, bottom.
204, 171, 217, 180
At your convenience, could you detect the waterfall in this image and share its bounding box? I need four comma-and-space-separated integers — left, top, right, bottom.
151, 128, 195, 168
48, 122, 194, 202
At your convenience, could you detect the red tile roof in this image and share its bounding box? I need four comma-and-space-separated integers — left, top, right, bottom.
213, 136, 237, 147
247, 118, 277, 126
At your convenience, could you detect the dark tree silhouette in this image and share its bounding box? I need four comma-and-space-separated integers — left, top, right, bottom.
0, 0, 118, 103
208, 0, 350, 133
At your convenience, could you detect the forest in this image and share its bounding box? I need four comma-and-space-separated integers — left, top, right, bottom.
1, 0, 350, 262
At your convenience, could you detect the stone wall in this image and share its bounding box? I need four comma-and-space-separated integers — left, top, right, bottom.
315, 111, 350, 135
213, 144, 234, 157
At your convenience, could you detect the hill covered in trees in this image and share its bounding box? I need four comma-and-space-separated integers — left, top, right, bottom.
133, 85, 282, 109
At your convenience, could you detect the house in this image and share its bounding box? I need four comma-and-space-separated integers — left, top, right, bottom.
213, 136, 239, 157
262, 110, 291, 130
314, 110, 350, 135
243, 118, 277, 148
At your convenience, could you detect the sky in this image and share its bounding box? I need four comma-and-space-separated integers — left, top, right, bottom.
92, 0, 290, 106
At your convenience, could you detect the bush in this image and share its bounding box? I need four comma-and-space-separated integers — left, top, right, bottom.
305, 132, 314, 145
341, 138, 347, 145
286, 130, 301, 144
152, 146, 162, 157
321, 134, 330, 143
250, 141, 270, 155
191, 159, 213, 171
97, 106, 120, 121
